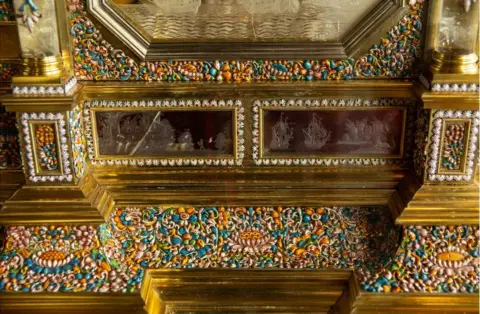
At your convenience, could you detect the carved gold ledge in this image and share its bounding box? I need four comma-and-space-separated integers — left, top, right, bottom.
0, 165, 408, 224
89, 166, 405, 221
0, 172, 107, 225
349, 293, 480, 314
395, 183, 480, 225
0, 293, 146, 314
0, 170, 24, 209
414, 82, 480, 110
0, 88, 82, 112
140, 269, 480, 314
0, 270, 477, 313
141, 269, 353, 314
79, 80, 413, 100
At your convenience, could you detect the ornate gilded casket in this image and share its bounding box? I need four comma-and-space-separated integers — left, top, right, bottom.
0, 0, 479, 313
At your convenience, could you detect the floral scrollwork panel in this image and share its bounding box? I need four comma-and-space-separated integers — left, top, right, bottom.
439, 121, 470, 173
427, 110, 479, 182
0, 206, 396, 293
21, 112, 72, 182
358, 225, 480, 293
69, 104, 88, 180
1, 209, 478, 294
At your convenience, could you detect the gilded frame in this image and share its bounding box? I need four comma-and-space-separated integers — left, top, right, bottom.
252, 98, 414, 166
83, 99, 245, 166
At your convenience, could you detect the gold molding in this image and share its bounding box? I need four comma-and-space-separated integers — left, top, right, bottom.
0, 170, 24, 210
414, 82, 480, 110
349, 292, 480, 314
0, 89, 83, 112
394, 182, 480, 225
78, 80, 415, 100
141, 269, 353, 314
0, 293, 146, 314
85, 166, 405, 221
0, 171, 105, 225
0, 270, 477, 314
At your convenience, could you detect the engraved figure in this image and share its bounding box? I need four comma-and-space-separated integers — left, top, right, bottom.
270, 113, 294, 150
463, 0, 477, 12
338, 115, 396, 154
214, 122, 232, 153
119, 114, 143, 154
178, 129, 195, 151
141, 114, 176, 153
302, 113, 331, 150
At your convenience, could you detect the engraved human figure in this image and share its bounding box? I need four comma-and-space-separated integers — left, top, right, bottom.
214, 122, 232, 153
178, 129, 195, 151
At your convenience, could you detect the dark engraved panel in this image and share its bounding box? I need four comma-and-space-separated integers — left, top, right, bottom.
95, 110, 234, 156
262, 109, 405, 157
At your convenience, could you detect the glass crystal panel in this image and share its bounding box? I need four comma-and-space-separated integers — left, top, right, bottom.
95, 110, 234, 156
436, 0, 479, 55
111, 0, 381, 41
262, 109, 405, 156
13, 0, 60, 57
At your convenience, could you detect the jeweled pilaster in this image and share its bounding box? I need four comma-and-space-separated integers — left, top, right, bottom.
0, 91, 105, 225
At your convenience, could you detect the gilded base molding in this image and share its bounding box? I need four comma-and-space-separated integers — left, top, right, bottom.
0, 89, 82, 112
85, 167, 406, 221
141, 269, 353, 314
0, 293, 146, 314
348, 292, 480, 314
0, 169, 24, 209
0, 171, 107, 225
395, 184, 479, 225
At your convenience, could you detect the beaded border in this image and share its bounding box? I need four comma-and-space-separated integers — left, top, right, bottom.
13, 77, 77, 95
83, 99, 245, 166
419, 74, 479, 93
431, 83, 479, 93
21, 112, 73, 182
427, 110, 479, 182
252, 98, 415, 166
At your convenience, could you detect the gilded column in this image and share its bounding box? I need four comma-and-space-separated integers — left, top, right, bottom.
11, 0, 76, 93
397, 0, 479, 226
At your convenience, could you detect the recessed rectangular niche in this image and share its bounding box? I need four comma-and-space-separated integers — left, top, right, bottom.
93, 110, 235, 157
261, 108, 406, 158
29, 121, 64, 175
